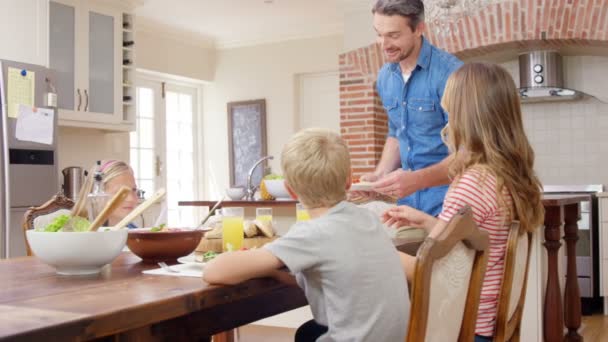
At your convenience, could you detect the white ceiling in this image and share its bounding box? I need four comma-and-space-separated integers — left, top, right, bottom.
134, 0, 370, 49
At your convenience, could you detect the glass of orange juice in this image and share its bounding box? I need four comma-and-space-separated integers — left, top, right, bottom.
296, 203, 310, 221
222, 207, 244, 251
256, 208, 273, 224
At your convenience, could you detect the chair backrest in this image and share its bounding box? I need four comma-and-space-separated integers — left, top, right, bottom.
22, 193, 74, 256
493, 221, 531, 341
406, 206, 490, 342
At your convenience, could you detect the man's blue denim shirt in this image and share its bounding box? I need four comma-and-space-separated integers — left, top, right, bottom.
376, 37, 463, 216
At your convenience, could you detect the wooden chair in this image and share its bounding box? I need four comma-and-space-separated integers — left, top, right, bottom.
22, 193, 74, 256
406, 206, 490, 342
493, 221, 531, 342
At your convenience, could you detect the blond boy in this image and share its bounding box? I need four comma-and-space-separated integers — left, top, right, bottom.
203, 128, 409, 341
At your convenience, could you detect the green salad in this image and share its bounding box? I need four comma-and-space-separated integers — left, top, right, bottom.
40, 214, 91, 232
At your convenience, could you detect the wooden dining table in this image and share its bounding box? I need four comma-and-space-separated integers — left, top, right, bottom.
0, 239, 424, 341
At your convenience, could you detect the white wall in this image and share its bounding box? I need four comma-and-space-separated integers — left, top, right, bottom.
343, 2, 376, 52
501, 56, 608, 186
57, 127, 130, 182
202, 35, 343, 198
135, 28, 216, 81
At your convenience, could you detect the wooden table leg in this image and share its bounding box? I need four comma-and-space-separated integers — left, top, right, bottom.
563, 203, 583, 341
544, 205, 564, 342
213, 330, 235, 342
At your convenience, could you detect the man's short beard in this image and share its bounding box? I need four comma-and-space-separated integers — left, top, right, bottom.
396, 44, 415, 63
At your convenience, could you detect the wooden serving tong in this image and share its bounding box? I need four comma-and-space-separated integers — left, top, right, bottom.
88, 186, 132, 232
113, 188, 167, 230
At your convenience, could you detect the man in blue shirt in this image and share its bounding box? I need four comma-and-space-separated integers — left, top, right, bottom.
358, 0, 463, 216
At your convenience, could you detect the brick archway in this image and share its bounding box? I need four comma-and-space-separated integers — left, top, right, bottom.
340, 0, 608, 176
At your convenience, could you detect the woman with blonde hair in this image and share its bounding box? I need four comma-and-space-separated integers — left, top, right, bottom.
382, 62, 544, 341
78, 160, 140, 228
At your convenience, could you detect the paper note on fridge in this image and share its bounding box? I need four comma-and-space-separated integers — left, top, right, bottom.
15, 105, 54, 145
7, 67, 35, 118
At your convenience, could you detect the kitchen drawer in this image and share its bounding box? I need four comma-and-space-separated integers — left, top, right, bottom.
579, 277, 593, 298
602, 260, 608, 296
577, 256, 592, 277
600, 198, 608, 222
602, 221, 608, 261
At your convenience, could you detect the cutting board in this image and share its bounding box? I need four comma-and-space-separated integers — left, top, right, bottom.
196, 236, 278, 253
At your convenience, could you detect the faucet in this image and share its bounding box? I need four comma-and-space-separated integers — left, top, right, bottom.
246, 155, 274, 201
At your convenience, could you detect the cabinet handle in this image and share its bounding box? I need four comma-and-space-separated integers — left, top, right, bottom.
77, 88, 82, 111
84, 89, 89, 112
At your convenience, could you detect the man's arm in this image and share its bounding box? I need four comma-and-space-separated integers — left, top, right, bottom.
363, 137, 401, 181
374, 154, 453, 198
412, 154, 453, 189
203, 249, 284, 285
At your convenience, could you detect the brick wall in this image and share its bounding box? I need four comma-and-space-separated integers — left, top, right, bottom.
340, 0, 608, 177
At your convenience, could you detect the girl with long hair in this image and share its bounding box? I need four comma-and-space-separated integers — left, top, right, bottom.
383, 62, 544, 341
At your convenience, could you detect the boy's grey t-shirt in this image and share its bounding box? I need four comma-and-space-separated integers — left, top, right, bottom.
264, 201, 409, 342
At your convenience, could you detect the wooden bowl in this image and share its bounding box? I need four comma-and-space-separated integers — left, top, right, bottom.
127, 228, 203, 263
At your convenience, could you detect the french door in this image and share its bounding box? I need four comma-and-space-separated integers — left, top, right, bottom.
130, 76, 200, 227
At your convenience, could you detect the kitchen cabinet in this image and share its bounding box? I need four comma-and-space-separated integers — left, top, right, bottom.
598, 194, 608, 314
0, 0, 48, 66
49, 0, 134, 130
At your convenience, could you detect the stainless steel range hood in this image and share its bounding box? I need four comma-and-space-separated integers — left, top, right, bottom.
518, 51, 584, 103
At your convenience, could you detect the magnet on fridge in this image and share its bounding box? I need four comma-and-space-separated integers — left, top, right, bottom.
20, 69, 27, 76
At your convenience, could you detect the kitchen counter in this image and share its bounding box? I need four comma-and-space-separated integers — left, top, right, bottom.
179, 200, 299, 235
179, 200, 298, 207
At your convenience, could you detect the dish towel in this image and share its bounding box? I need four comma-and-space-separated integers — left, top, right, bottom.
142, 263, 203, 277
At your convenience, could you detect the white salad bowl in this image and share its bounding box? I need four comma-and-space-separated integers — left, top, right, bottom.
26, 229, 128, 275
263, 179, 292, 200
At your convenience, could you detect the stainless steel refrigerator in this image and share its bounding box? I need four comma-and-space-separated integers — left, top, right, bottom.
0, 59, 59, 258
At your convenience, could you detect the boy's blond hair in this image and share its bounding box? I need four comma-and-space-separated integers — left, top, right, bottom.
281, 128, 350, 208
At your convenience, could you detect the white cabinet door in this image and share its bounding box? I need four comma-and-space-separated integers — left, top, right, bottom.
49, 0, 78, 112
49, 0, 123, 126
82, 2, 121, 123
0, 0, 48, 66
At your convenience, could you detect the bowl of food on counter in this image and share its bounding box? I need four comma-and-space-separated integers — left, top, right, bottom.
260, 174, 292, 200
127, 224, 204, 263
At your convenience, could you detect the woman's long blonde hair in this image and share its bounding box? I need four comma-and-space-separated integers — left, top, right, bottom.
441, 62, 544, 232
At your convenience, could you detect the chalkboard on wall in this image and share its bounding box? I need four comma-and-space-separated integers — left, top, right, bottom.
227, 99, 267, 188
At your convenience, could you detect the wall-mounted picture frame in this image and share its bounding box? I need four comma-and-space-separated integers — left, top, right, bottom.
227, 99, 267, 188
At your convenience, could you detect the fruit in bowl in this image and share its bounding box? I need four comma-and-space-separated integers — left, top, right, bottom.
263, 179, 292, 200
127, 227, 204, 263
26, 229, 128, 275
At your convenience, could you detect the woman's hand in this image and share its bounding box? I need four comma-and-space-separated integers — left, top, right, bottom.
382, 205, 435, 229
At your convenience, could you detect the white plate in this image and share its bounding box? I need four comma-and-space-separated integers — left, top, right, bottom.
177, 254, 206, 265
350, 182, 375, 192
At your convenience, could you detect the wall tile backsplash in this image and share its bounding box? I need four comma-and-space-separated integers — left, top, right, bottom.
500, 58, 608, 186
521, 99, 608, 185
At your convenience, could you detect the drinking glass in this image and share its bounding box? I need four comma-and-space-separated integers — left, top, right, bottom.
256, 208, 273, 224
222, 207, 244, 251
296, 203, 310, 222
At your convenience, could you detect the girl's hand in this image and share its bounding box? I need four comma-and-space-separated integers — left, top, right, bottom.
382, 205, 432, 228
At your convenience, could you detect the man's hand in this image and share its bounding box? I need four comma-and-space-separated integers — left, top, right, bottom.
347, 172, 381, 203
373, 169, 420, 199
